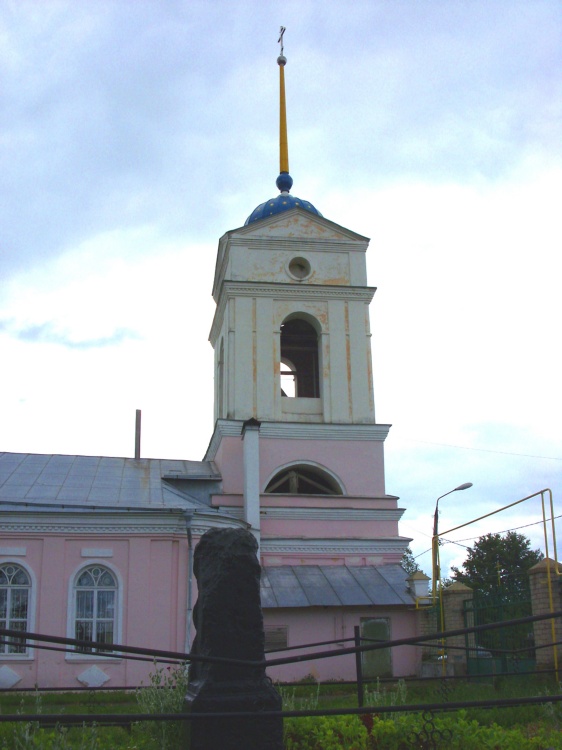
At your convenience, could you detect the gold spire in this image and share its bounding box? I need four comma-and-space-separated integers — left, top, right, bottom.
278, 26, 289, 176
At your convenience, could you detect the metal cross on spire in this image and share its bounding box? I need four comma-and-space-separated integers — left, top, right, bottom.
278, 26, 286, 56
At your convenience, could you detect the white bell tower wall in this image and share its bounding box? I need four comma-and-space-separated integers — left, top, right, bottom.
209, 210, 378, 426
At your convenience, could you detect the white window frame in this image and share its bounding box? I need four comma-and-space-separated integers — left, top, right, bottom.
66, 561, 123, 662
0, 560, 36, 661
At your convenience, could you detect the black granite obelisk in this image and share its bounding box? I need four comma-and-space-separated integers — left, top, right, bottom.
183, 528, 283, 749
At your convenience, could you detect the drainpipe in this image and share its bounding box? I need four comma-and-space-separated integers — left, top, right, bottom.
242, 418, 261, 555
183, 512, 194, 653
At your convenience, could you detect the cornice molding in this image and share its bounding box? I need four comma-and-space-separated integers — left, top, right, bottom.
260, 538, 411, 555
219, 507, 405, 522
0, 509, 244, 536
0, 522, 186, 535
229, 237, 369, 253
225, 208, 370, 244
205, 420, 391, 460
210, 281, 375, 344
220, 281, 375, 301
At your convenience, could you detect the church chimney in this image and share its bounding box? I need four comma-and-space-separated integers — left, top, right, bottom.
135, 409, 141, 459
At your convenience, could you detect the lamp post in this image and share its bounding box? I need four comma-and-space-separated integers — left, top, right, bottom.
432, 482, 473, 600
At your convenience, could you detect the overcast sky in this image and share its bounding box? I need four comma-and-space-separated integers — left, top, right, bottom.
1, 1, 561, 580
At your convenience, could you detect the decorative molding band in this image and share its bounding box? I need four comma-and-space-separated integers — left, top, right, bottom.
260, 538, 410, 555
219, 507, 405, 522
210, 281, 375, 344
229, 211, 370, 243
0, 523, 187, 535
221, 281, 375, 302
205, 420, 391, 459
230, 238, 368, 253
0, 508, 242, 537
258, 423, 390, 441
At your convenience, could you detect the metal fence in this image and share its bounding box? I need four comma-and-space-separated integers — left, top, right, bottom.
1, 608, 562, 731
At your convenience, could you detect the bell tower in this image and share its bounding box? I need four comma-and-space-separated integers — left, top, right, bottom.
205, 31, 408, 567
210, 211, 376, 426
210, 33, 376, 427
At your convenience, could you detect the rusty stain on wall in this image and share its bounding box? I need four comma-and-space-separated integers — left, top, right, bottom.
345, 302, 353, 416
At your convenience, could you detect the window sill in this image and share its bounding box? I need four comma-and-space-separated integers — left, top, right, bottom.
65, 654, 122, 663
0, 654, 34, 661
282, 397, 322, 415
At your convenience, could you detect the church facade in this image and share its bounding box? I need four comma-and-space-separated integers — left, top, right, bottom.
0, 46, 422, 690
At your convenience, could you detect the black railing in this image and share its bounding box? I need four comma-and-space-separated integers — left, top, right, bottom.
0, 608, 561, 728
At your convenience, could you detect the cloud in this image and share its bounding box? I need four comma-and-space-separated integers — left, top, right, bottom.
0, 319, 139, 349
1, 1, 560, 281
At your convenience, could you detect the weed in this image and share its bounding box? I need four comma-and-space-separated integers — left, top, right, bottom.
135, 661, 189, 750
364, 678, 407, 709
279, 682, 321, 712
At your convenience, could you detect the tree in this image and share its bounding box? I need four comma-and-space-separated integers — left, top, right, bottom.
401, 546, 420, 577
451, 531, 543, 600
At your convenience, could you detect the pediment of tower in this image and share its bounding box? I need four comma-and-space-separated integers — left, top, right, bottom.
233, 208, 370, 244
212, 209, 370, 300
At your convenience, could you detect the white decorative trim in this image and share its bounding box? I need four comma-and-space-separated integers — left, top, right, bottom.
0, 547, 26, 556
220, 507, 405, 522
190, 519, 249, 538
220, 282, 375, 301
205, 420, 391, 460
0, 665, 22, 688
81, 549, 113, 558
0, 522, 186, 534
77, 665, 110, 687
229, 208, 370, 242
210, 281, 375, 343
260, 538, 411, 555
0, 507, 244, 537
234, 238, 367, 253
0, 511, 188, 535
258, 423, 390, 440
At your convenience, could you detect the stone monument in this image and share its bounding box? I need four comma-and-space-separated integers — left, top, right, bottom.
184, 528, 283, 749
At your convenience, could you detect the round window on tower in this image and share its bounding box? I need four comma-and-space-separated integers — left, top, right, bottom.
287, 256, 311, 281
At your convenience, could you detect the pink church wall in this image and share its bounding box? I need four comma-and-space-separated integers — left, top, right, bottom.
259, 438, 387, 497
0, 532, 188, 689
1, 533, 416, 688
260, 518, 399, 540
212, 434, 388, 497
263, 608, 420, 682
211, 436, 245, 493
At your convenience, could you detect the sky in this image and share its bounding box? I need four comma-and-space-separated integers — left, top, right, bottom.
1, 1, 561, 580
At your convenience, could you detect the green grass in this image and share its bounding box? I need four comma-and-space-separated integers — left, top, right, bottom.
1, 674, 561, 748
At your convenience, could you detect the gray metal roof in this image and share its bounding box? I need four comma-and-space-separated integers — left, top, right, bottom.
260, 565, 415, 608
0, 453, 220, 510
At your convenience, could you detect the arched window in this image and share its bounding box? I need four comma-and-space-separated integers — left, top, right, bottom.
265, 464, 342, 495
280, 318, 319, 398
74, 565, 117, 654
0, 563, 31, 655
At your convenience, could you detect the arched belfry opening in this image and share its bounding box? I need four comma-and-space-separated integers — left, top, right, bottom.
265, 464, 343, 495
280, 318, 320, 398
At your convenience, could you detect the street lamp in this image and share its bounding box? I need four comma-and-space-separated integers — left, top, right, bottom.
432, 482, 473, 600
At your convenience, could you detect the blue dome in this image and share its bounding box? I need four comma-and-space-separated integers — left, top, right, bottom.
245, 172, 322, 225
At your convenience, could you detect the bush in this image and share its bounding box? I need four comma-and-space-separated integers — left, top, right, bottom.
284, 715, 369, 749
134, 661, 189, 750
